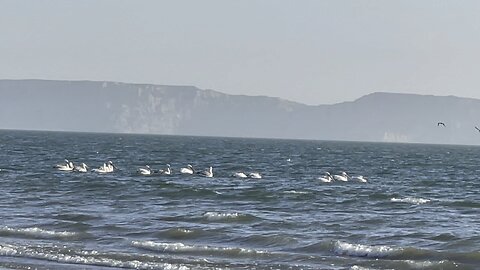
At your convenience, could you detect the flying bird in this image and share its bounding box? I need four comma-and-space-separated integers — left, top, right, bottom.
475, 126, 480, 133
437, 122, 446, 127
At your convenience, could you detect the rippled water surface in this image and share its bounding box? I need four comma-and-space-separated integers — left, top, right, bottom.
0, 130, 479, 270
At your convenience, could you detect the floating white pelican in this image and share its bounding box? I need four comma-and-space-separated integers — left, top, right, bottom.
92, 161, 116, 173
249, 172, 262, 179
74, 163, 88, 173
106, 161, 116, 172
180, 164, 195, 174
138, 165, 153, 175
333, 172, 349, 182
233, 172, 248, 178
352, 175, 368, 183
55, 159, 74, 171
159, 164, 171, 175
318, 172, 333, 183
201, 166, 214, 178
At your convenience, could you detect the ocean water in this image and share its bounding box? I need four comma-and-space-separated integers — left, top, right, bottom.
0, 130, 478, 270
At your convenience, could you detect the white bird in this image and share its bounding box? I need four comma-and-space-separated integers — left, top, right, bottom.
138, 165, 153, 175
180, 164, 195, 174
333, 172, 349, 182
74, 163, 89, 173
92, 163, 109, 173
249, 172, 262, 179
318, 172, 333, 183
108, 161, 116, 171
55, 159, 74, 171
233, 172, 248, 178
201, 166, 214, 178
92, 161, 116, 173
159, 164, 171, 175
352, 175, 368, 183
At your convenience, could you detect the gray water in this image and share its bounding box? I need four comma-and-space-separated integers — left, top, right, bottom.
0, 130, 478, 270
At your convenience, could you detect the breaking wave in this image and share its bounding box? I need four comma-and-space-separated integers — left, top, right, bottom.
390, 197, 431, 205
333, 241, 480, 267
334, 241, 397, 258
0, 243, 191, 270
202, 211, 257, 222
0, 226, 79, 240
131, 240, 268, 257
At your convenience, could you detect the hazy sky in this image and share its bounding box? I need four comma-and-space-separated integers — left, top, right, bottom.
2, 0, 480, 105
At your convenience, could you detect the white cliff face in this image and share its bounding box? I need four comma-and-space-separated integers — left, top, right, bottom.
1, 79, 480, 145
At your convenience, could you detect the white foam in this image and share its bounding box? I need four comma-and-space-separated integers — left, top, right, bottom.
132, 241, 192, 252
132, 240, 266, 256
334, 241, 397, 258
203, 211, 243, 221
284, 190, 309, 194
405, 259, 450, 268
391, 197, 431, 205
0, 226, 78, 239
350, 266, 376, 270
176, 229, 193, 234
0, 243, 190, 270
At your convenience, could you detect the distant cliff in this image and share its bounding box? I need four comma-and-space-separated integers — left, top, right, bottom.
1, 79, 480, 145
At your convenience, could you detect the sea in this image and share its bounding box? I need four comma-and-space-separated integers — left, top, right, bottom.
0, 130, 478, 270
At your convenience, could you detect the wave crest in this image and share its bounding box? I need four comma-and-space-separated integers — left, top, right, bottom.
0, 243, 190, 270
334, 241, 397, 258
202, 211, 256, 222
284, 190, 310, 194
334, 241, 480, 266
391, 197, 431, 205
0, 226, 78, 239
132, 240, 267, 257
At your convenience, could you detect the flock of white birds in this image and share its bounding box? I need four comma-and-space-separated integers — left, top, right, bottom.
54, 159, 263, 179
318, 171, 367, 183
55, 160, 367, 182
